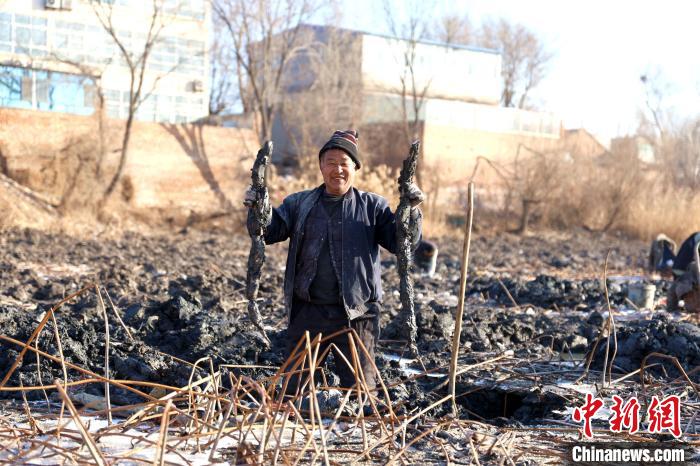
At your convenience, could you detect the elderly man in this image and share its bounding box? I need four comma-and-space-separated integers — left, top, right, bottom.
245, 130, 423, 393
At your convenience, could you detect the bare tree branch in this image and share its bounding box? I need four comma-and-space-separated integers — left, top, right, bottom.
478, 19, 552, 109
90, 0, 174, 202
382, 0, 434, 147
211, 0, 325, 143
430, 13, 472, 45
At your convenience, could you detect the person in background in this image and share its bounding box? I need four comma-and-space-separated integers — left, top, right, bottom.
666, 232, 700, 312
648, 233, 676, 276
414, 239, 439, 277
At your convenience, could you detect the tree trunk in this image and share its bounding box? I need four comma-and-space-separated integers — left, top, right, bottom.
95, 88, 106, 179
600, 203, 622, 233
0, 147, 8, 177
103, 111, 134, 202
516, 198, 536, 234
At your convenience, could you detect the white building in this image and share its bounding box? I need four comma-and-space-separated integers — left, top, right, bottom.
272, 25, 561, 172
0, 0, 209, 122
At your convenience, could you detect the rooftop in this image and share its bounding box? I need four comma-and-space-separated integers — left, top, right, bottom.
300, 23, 500, 55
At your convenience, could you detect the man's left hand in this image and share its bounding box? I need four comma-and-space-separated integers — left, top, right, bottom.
407, 183, 425, 207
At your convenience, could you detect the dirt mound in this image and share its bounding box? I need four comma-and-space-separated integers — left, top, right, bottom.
469, 274, 626, 310
385, 302, 597, 357
125, 290, 283, 365
0, 301, 188, 403
590, 314, 700, 379
0, 291, 286, 403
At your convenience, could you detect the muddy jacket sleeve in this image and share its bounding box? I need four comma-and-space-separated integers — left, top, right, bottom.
261, 195, 297, 244
374, 198, 423, 254
246, 194, 295, 244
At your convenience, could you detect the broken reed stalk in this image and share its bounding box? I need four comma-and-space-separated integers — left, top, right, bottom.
600, 250, 618, 388
256, 381, 271, 463
49, 312, 69, 393
18, 377, 39, 435
346, 338, 373, 461
288, 377, 318, 461
497, 278, 520, 309
469, 435, 483, 466
269, 334, 307, 400
349, 328, 398, 423
103, 286, 134, 341
303, 332, 330, 466
54, 379, 108, 466
95, 286, 112, 424
346, 335, 393, 439
49, 310, 69, 448
33, 337, 50, 409
576, 252, 616, 386
288, 401, 320, 462
185, 356, 210, 449
449, 181, 475, 415
206, 375, 241, 462
207, 359, 221, 422
154, 399, 173, 466
350, 394, 453, 464
639, 352, 700, 400
386, 419, 455, 465
123, 371, 220, 427
432, 354, 510, 392
575, 321, 606, 384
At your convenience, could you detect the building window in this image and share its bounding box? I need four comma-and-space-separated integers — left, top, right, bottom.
163, 0, 206, 21
35, 77, 50, 104
2, 12, 49, 58
0, 65, 95, 116
0, 13, 11, 51
20, 76, 32, 103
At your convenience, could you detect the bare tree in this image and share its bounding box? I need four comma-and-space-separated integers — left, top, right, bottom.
211, 0, 324, 144
431, 13, 472, 45
667, 120, 700, 190
383, 0, 434, 148
478, 19, 551, 109
640, 72, 669, 141
638, 72, 700, 190
508, 145, 564, 233
278, 27, 362, 172
91, 0, 172, 202
208, 17, 238, 117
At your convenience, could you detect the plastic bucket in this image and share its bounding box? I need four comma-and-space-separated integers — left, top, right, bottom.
628, 283, 656, 309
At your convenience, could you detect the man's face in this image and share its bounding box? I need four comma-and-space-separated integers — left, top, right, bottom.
320, 149, 356, 195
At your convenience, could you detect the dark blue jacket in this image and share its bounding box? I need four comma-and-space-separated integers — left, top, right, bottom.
263, 185, 421, 321
673, 232, 700, 276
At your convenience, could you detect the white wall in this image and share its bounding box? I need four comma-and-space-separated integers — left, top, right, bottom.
424, 98, 560, 136
360, 34, 502, 105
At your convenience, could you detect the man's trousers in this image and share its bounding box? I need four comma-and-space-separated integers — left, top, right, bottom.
285, 299, 379, 395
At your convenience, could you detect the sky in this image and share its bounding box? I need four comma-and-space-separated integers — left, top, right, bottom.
331, 0, 700, 145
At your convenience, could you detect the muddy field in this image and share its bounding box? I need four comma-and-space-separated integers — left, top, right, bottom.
1, 226, 699, 463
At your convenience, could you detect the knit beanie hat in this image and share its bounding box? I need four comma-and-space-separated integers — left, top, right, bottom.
319, 130, 361, 169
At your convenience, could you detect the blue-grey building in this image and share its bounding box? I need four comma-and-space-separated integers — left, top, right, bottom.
0, 0, 209, 122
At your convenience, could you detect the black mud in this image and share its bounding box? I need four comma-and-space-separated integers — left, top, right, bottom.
589, 313, 700, 380
1, 227, 698, 421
